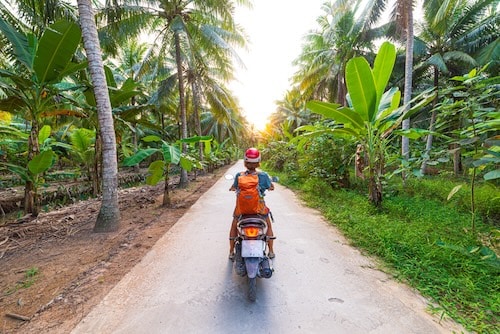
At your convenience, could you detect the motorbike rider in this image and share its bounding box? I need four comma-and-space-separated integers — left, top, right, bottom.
229, 148, 275, 260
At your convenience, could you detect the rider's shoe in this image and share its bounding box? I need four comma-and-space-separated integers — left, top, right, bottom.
228, 252, 235, 261
268, 252, 275, 259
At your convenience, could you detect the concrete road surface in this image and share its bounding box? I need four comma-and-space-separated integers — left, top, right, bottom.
72, 161, 465, 334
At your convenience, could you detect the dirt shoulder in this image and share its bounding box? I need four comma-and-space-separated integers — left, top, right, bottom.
0, 167, 228, 334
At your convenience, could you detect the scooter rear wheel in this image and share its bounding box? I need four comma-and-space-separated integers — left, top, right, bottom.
248, 277, 257, 302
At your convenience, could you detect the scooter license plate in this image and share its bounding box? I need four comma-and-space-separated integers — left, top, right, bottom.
241, 240, 265, 258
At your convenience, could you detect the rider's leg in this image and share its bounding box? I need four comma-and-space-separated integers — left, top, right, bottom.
229, 217, 238, 255
266, 215, 275, 257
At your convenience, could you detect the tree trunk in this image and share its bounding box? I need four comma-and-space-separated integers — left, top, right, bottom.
77, 0, 120, 232
92, 129, 102, 196
420, 66, 439, 175
452, 144, 462, 176
401, 0, 414, 179
368, 173, 382, 207
174, 31, 189, 188
24, 120, 40, 216
163, 168, 171, 207
355, 144, 365, 179
337, 70, 347, 106
191, 79, 204, 164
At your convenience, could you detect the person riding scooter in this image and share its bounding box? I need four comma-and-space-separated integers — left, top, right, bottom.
229, 148, 275, 260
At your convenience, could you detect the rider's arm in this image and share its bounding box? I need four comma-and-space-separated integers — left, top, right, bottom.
229, 173, 239, 191
258, 172, 274, 192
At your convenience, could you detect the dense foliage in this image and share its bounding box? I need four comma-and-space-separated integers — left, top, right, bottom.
0, 0, 254, 215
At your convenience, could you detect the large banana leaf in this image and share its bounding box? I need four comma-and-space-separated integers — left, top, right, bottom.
122, 148, 159, 166
70, 128, 95, 152
34, 20, 82, 84
372, 41, 396, 109
345, 57, 376, 122
146, 160, 165, 185
28, 150, 55, 175
306, 101, 364, 129
162, 143, 181, 165
109, 78, 141, 106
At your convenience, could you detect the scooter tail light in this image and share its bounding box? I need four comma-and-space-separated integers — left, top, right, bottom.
243, 226, 260, 237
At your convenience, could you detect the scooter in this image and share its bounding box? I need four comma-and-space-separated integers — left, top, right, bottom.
233, 214, 274, 301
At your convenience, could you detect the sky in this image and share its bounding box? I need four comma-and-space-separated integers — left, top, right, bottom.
230, 0, 326, 130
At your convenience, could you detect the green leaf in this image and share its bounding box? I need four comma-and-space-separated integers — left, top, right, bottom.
346, 57, 377, 122
34, 20, 82, 83
70, 128, 95, 152
372, 42, 396, 107
203, 140, 212, 156
109, 78, 140, 106
104, 65, 118, 88
7, 164, 32, 182
180, 156, 193, 171
180, 135, 213, 143
142, 135, 162, 142
307, 101, 364, 129
394, 128, 431, 140
375, 88, 401, 124
162, 143, 181, 164
484, 169, 500, 180
28, 150, 55, 175
38, 125, 51, 144
146, 160, 165, 185
122, 148, 159, 166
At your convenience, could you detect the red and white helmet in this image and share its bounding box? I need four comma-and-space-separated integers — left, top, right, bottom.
244, 147, 261, 163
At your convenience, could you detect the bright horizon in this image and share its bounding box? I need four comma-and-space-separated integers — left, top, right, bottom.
230, 0, 325, 130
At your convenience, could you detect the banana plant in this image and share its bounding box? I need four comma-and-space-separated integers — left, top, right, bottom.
0, 18, 84, 215
305, 42, 435, 206
3, 125, 59, 216
122, 135, 212, 206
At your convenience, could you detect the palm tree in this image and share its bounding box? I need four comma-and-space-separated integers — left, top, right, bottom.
185, 30, 245, 162
415, 0, 498, 174
77, 0, 120, 232
274, 87, 312, 133
292, 0, 387, 107
100, 0, 248, 188
0, 0, 79, 35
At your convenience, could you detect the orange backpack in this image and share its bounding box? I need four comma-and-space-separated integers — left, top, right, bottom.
235, 171, 265, 215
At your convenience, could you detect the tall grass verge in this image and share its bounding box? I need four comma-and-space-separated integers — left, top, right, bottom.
274, 172, 499, 333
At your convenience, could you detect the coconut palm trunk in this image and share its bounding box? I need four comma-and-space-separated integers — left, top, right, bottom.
191, 78, 204, 163
401, 0, 414, 172
420, 67, 439, 175
77, 0, 120, 232
174, 31, 189, 188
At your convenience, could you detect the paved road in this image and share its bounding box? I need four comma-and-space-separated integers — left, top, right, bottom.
72, 161, 464, 334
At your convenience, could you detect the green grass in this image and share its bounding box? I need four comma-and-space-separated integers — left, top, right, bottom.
276, 173, 499, 333
4, 267, 39, 295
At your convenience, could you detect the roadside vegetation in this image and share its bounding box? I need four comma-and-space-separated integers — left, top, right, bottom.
269, 168, 498, 333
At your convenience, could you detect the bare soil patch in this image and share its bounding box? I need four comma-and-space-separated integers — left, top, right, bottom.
0, 167, 227, 334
